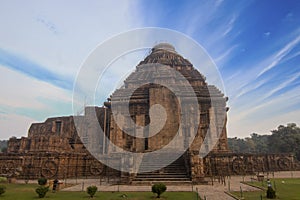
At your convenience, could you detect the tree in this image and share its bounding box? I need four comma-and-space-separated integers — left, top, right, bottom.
269, 123, 300, 160
0, 140, 7, 153
250, 133, 268, 153
1, 147, 7, 153
152, 183, 167, 198
245, 137, 255, 152
228, 123, 300, 161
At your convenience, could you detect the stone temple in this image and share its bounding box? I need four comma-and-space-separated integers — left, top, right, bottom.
0, 43, 295, 184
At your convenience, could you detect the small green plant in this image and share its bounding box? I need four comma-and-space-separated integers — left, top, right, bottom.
266, 186, 276, 199
152, 183, 167, 198
35, 186, 49, 198
0, 185, 6, 196
38, 177, 47, 186
87, 185, 98, 198
0, 177, 7, 183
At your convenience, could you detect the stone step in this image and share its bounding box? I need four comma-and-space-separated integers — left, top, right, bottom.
136, 175, 189, 178
137, 167, 186, 171
139, 165, 184, 167
139, 164, 185, 168
136, 172, 188, 175
139, 160, 185, 164
132, 153, 190, 183
133, 177, 191, 181
131, 180, 192, 186
138, 165, 185, 167
139, 164, 184, 167
137, 169, 187, 173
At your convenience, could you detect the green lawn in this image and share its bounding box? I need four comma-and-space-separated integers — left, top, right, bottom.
230, 178, 300, 200
0, 183, 199, 200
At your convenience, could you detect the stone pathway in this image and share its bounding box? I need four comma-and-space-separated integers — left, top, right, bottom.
57, 171, 300, 199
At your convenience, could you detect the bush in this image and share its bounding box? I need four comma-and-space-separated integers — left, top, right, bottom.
266, 187, 276, 199
152, 183, 167, 198
87, 185, 98, 198
38, 177, 47, 186
35, 186, 49, 198
0, 177, 7, 183
0, 185, 6, 196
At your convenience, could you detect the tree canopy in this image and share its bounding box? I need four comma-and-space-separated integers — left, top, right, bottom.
228, 123, 300, 161
0, 140, 7, 153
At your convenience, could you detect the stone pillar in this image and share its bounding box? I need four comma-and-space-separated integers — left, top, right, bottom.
190, 151, 205, 183
135, 114, 145, 152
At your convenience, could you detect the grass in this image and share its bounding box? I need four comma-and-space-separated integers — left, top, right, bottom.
230, 178, 300, 200
0, 183, 198, 200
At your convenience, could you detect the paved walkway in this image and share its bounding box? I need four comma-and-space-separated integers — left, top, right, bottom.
39, 171, 300, 199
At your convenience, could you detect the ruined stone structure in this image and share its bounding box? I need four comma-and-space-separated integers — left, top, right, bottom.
0, 43, 296, 184
2, 108, 117, 180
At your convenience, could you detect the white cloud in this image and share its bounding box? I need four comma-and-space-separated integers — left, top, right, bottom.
0, 65, 71, 108
183, 1, 223, 37
222, 15, 237, 37
228, 85, 300, 137
0, 113, 34, 139
214, 44, 238, 65
0, 65, 72, 139
225, 30, 300, 106
257, 34, 300, 77
262, 72, 300, 99
0, 0, 143, 79
228, 108, 300, 137
0, 1, 144, 139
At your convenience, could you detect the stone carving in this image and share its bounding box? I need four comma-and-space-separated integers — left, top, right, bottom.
232, 157, 246, 174
41, 160, 58, 179
204, 153, 295, 176
277, 157, 291, 170
89, 161, 104, 176
0, 160, 16, 176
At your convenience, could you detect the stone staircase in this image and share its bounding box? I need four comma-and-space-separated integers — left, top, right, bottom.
131, 153, 191, 185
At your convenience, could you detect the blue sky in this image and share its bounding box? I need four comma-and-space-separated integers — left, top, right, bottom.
0, 0, 300, 139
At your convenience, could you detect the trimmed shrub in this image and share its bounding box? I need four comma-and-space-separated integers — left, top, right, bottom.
87, 185, 98, 198
0, 177, 7, 183
38, 177, 47, 186
0, 185, 6, 196
266, 187, 276, 199
35, 186, 49, 198
152, 183, 167, 198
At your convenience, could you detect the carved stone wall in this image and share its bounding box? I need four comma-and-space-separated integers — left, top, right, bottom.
203, 153, 296, 176
0, 152, 120, 180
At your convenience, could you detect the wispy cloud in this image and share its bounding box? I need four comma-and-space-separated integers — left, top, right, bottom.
257, 34, 300, 77
0, 48, 73, 90
284, 50, 300, 61
231, 84, 300, 123
215, 0, 224, 7
227, 30, 300, 102
262, 72, 300, 100
234, 77, 270, 99
214, 44, 238, 65
222, 15, 238, 37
